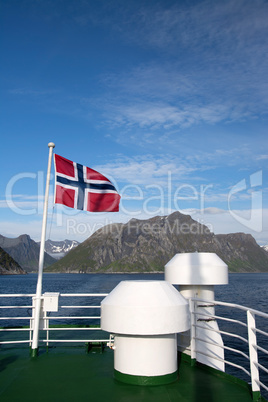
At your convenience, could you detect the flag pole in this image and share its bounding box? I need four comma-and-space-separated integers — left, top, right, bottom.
31, 142, 55, 357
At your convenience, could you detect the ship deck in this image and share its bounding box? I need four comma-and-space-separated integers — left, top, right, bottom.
0, 345, 265, 402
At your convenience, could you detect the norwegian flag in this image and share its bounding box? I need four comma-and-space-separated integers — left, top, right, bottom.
54, 154, 120, 212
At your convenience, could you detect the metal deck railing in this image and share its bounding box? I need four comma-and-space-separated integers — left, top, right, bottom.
0, 293, 109, 347
189, 297, 268, 401
0, 293, 267, 400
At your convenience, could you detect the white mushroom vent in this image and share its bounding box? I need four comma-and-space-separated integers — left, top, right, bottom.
101, 280, 190, 385
101, 280, 189, 335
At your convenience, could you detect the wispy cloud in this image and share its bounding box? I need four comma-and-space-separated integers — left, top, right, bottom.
89, 0, 268, 132
93, 154, 198, 187
257, 155, 268, 161
102, 101, 233, 130
116, 0, 268, 60
7, 1, 268, 134
0, 194, 54, 215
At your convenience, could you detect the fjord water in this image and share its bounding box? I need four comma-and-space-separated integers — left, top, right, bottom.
1, 272, 267, 309
0, 273, 267, 328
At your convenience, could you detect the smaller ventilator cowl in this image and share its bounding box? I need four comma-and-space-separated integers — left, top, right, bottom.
165, 252, 228, 372
101, 281, 190, 385
165, 252, 228, 285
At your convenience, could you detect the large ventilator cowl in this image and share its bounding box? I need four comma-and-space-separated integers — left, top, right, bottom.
101, 281, 190, 385
165, 252, 228, 285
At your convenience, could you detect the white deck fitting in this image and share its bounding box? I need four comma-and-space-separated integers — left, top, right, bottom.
101, 280, 190, 380
165, 252, 228, 372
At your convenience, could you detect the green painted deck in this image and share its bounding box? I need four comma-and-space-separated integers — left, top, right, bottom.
0, 346, 266, 402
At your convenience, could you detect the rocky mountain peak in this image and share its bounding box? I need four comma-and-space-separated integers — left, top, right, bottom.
47, 212, 268, 274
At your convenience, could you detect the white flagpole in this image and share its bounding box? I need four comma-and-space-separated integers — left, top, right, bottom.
31, 142, 55, 357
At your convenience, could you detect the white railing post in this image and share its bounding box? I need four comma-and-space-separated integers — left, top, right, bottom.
44, 311, 49, 349
190, 298, 196, 365
247, 310, 261, 401
29, 322, 32, 347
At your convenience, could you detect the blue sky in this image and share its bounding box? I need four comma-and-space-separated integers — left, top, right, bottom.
0, 0, 267, 245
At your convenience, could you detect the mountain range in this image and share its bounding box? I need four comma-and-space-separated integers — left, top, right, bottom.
0, 235, 79, 273
0, 234, 56, 272
1, 212, 268, 274
46, 211, 268, 274
0, 234, 79, 275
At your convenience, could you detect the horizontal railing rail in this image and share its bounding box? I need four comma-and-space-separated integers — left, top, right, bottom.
0, 293, 109, 347
190, 297, 268, 400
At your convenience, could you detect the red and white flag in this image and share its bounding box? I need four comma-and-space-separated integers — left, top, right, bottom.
54, 154, 120, 212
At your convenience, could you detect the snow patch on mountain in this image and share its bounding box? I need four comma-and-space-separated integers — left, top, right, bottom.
44, 240, 80, 260
262, 245, 268, 253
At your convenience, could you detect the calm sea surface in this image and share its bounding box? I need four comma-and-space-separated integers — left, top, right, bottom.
0, 272, 267, 310
0, 272, 268, 395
